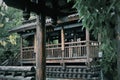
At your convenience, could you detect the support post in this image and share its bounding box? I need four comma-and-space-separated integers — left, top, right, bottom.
36, 14, 46, 80
20, 37, 23, 66
61, 26, 65, 68
98, 33, 101, 42
86, 29, 90, 66
33, 33, 37, 59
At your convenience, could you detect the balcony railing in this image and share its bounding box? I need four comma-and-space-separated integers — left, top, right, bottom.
22, 47, 35, 59
21, 41, 99, 61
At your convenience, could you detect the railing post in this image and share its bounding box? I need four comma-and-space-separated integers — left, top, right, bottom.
86, 29, 90, 66
61, 26, 65, 67
34, 33, 37, 55
69, 46, 72, 58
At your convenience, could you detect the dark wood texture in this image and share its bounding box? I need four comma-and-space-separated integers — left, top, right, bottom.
3, 0, 75, 17
86, 29, 90, 66
36, 14, 46, 80
61, 27, 65, 66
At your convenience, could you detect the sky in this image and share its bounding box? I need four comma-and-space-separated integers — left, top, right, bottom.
0, 0, 2, 2
0, 0, 2, 6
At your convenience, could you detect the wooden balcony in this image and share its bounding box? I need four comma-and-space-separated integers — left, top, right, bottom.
21, 41, 99, 64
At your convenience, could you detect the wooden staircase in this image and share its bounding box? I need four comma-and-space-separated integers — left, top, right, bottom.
1, 53, 21, 66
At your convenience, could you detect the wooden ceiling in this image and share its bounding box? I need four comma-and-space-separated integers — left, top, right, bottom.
3, 0, 76, 17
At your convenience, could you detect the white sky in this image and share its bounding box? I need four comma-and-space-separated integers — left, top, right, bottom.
0, 0, 2, 5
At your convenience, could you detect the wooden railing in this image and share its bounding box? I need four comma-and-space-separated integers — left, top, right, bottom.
64, 41, 87, 58
22, 47, 35, 59
21, 41, 99, 60
89, 41, 99, 58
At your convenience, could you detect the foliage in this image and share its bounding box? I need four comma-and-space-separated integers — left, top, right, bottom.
68, 0, 120, 79
0, 4, 22, 63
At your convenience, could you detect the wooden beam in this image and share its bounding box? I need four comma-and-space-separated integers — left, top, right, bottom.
36, 14, 46, 80
3, 0, 73, 17
61, 27, 65, 67
86, 29, 90, 41
34, 33, 37, 53
86, 29, 90, 66
98, 33, 101, 42
61, 27, 65, 51
20, 37, 23, 66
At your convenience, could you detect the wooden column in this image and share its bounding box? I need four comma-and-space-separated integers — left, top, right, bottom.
34, 33, 37, 53
61, 27, 65, 67
86, 29, 90, 66
36, 14, 46, 80
20, 37, 23, 66
98, 33, 101, 42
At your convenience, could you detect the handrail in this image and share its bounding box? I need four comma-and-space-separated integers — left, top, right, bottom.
65, 40, 86, 44
46, 43, 61, 46
12, 53, 21, 66
22, 41, 98, 49
21, 40, 99, 61
1, 59, 9, 66
22, 46, 34, 49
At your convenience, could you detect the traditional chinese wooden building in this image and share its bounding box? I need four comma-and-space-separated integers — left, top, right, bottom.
8, 14, 101, 79
2, 0, 101, 79
9, 14, 99, 66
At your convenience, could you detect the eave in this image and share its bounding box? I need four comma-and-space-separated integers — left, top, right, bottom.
3, 0, 76, 17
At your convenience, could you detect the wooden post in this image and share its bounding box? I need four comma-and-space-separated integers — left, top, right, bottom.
36, 14, 46, 80
34, 33, 37, 54
61, 27, 65, 67
98, 33, 101, 42
86, 29, 90, 66
20, 37, 23, 66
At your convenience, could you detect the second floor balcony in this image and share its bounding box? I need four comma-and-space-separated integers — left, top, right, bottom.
21, 40, 99, 64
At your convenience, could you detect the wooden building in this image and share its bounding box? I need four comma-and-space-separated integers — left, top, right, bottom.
2, 0, 101, 79
8, 14, 101, 79
9, 14, 99, 66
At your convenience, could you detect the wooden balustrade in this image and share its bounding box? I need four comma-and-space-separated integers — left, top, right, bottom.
46, 41, 87, 59
21, 41, 99, 61
89, 41, 99, 58
22, 47, 35, 59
